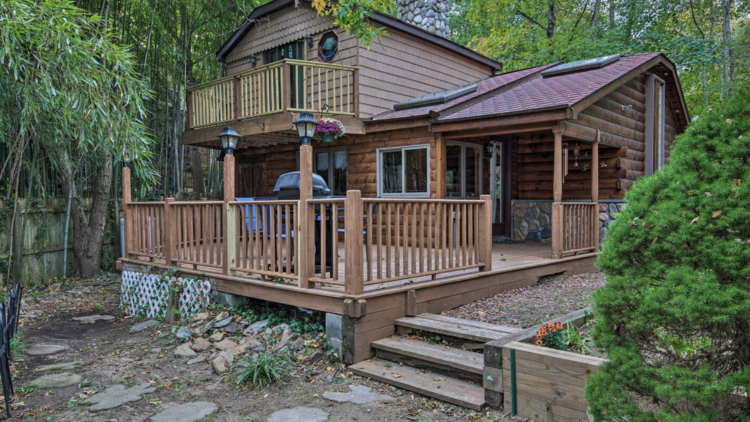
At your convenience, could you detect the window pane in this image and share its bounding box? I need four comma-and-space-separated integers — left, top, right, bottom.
332, 150, 347, 196
465, 147, 479, 198
494, 147, 503, 223
445, 145, 462, 198
381, 151, 402, 194
405, 148, 428, 193
314, 152, 329, 188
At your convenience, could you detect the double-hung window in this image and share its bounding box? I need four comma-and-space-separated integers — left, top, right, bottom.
646, 74, 667, 174
314, 148, 347, 196
377, 145, 430, 197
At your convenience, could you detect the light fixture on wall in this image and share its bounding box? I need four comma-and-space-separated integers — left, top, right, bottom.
305, 34, 314, 48
572, 143, 580, 167
250, 54, 257, 68
483, 143, 496, 158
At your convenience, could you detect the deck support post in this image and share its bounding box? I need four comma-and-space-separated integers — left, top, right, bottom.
282, 63, 292, 110
551, 127, 564, 259
592, 131, 600, 252
164, 198, 174, 267
298, 145, 314, 288
345, 190, 364, 295
479, 194, 493, 271
122, 160, 132, 259
223, 153, 236, 276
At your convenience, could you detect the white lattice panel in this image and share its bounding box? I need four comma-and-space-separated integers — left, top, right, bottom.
121, 271, 211, 320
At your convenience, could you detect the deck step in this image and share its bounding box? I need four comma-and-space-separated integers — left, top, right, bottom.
395, 313, 521, 343
349, 357, 486, 411
372, 336, 483, 377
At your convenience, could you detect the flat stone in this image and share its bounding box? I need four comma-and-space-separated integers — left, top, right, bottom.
322, 385, 392, 405
26, 343, 69, 356
243, 319, 269, 336
150, 401, 218, 422
191, 312, 209, 322
274, 329, 292, 351
34, 361, 84, 372
214, 317, 233, 329
187, 356, 206, 365
82, 383, 156, 411
267, 407, 329, 422
201, 319, 216, 335
208, 332, 224, 343
224, 323, 242, 334
191, 338, 211, 352
175, 343, 197, 358
72, 315, 115, 324
131, 320, 159, 333
175, 327, 192, 341
210, 351, 233, 375
30, 372, 83, 388
239, 337, 260, 351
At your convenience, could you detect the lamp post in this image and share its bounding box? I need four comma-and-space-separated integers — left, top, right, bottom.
218, 126, 240, 276
292, 112, 319, 145
219, 126, 240, 155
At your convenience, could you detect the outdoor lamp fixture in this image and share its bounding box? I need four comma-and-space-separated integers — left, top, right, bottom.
122, 153, 131, 168
572, 143, 581, 167
250, 54, 257, 68
305, 35, 314, 48
484, 143, 497, 158
219, 126, 240, 155
293, 112, 319, 145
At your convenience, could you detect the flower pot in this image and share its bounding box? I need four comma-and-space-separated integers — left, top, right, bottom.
321, 133, 335, 143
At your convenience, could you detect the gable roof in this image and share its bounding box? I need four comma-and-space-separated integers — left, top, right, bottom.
216, 0, 503, 71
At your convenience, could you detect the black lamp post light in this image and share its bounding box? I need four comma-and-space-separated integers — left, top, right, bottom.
122, 152, 131, 168
219, 126, 240, 155
293, 112, 319, 145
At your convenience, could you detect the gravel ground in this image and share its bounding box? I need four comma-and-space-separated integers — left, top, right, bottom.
445, 272, 606, 328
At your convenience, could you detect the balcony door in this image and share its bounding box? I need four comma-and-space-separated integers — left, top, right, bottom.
445, 142, 482, 199
490, 140, 511, 237
265, 40, 306, 109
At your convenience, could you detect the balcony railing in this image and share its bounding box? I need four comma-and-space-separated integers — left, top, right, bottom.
186, 59, 359, 130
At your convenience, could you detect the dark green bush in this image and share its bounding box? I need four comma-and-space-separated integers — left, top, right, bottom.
586, 86, 750, 421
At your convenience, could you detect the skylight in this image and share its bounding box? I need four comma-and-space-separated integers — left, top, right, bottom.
541, 54, 621, 77
393, 84, 478, 110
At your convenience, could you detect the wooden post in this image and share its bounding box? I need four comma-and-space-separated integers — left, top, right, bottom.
282, 62, 292, 111
298, 145, 314, 288
479, 194, 493, 271
122, 162, 132, 259
592, 130, 600, 252
186, 90, 194, 129
345, 190, 364, 295
164, 198, 174, 267
223, 153, 236, 275
352, 69, 360, 118
551, 128, 564, 259
435, 133, 446, 199
233, 77, 241, 120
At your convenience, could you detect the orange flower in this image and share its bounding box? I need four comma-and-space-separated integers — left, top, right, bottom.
536, 340, 543, 346
555, 322, 563, 329
549, 327, 556, 333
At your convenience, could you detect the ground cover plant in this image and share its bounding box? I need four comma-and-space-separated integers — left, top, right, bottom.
587, 85, 750, 421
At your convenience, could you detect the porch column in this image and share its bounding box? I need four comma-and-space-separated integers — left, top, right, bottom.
223, 152, 236, 275
592, 130, 600, 252
122, 158, 132, 258
551, 128, 564, 258
298, 144, 314, 288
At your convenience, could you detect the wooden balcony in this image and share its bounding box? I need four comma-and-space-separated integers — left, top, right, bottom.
186, 59, 359, 131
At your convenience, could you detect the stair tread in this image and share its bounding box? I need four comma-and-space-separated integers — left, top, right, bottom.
416, 313, 523, 335
349, 357, 486, 411
396, 315, 517, 343
372, 336, 483, 375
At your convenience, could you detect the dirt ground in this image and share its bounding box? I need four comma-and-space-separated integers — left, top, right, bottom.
8, 277, 514, 422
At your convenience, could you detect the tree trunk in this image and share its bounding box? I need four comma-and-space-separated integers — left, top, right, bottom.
189, 147, 205, 194
59, 152, 113, 279
546, 0, 556, 39
608, 0, 615, 27
722, 0, 733, 94
591, 0, 601, 28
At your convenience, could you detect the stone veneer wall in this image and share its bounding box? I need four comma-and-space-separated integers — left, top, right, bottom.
511, 200, 626, 248
396, 0, 450, 38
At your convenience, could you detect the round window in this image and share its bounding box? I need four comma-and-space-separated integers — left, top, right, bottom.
318, 32, 339, 62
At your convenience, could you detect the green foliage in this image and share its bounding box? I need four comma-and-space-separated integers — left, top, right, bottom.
587, 85, 750, 421
562, 321, 592, 355
234, 349, 291, 388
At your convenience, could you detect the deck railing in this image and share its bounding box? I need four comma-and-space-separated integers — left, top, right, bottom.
553, 202, 599, 256
186, 59, 358, 129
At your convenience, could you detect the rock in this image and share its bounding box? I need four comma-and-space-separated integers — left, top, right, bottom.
212, 290, 249, 307
541, 226, 553, 240
34, 361, 84, 372
267, 407, 329, 422
82, 383, 156, 412
209, 332, 224, 343
224, 323, 242, 334
186, 356, 206, 365
210, 352, 233, 375
274, 329, 292, 351
213, 339, 239, 351
240, 336, 261, 351
322, 385, 392, 404
25, 343, 69, 356
191, 338, 211, 352
72, 315, 115, 324
242, 319, 269, 336
175, 327, 192, 341
175, 343, 197, 358
30, 373, 83, 389
226, 344, 248, 356
191, 312, 209, 322
149, 401, 218, 422
608, 203, 619, 215
201, 319, 216, 335
214, 316, 233, 329
131, 319, 159, 333
214, 311, 229, 322
599, 212, 609, 222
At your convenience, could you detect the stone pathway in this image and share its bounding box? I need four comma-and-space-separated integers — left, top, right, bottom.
30, 373, 82, 388
267, 406, 329, 422
72, 315, 115, 324
82, 383, 157, 412
149, 401, 218, 422
25, 343, 69, 356
322, 385, 393, 405
131, 319, 159, 333
34, 361, 83, 372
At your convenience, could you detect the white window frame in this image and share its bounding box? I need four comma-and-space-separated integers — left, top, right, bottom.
445, 141, 483, 199
313, 147, 347, 195
376, 144, 431, 197
655, 77, 666, 170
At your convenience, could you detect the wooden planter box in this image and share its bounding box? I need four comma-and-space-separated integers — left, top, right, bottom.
484, 308, 605, 421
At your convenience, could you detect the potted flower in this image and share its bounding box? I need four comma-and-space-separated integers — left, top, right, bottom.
315, 118, 345, 143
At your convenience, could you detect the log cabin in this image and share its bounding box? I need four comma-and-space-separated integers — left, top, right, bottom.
117, 0, 689, 408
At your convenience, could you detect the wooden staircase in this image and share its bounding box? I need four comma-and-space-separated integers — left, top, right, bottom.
349, 313, 523, 411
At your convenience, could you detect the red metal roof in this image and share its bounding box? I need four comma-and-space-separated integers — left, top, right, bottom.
438, 53, 662, 122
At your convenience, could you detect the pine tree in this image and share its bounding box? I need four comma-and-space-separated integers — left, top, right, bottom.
586, 85, 750, 421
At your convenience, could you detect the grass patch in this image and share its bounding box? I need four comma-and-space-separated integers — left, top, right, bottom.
234, 350, 291, 388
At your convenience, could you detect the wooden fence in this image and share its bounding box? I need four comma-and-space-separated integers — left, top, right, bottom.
187, 59, 358, 129
553, 203, 599, 256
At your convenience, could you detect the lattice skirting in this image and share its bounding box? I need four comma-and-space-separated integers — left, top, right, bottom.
121, 271, 212, 320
